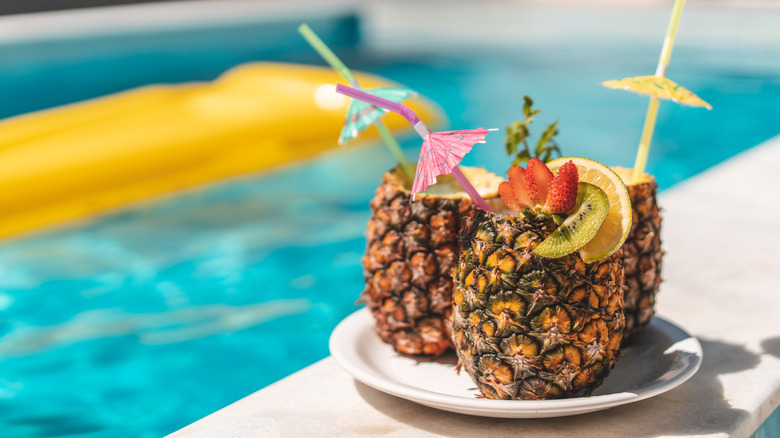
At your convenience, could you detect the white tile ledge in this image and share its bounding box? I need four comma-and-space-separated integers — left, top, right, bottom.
170, 135, 780, 438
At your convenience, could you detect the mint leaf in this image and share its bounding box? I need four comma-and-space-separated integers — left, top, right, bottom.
506, 96, 562, 171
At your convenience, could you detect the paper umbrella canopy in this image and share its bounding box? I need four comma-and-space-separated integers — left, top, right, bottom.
602, 75, 711, 109
338, 87, 416, 144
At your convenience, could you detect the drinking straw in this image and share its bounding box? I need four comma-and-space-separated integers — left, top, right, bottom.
632, 0, 686, 184
297, 24, 415, 181
336, 84, 493, 212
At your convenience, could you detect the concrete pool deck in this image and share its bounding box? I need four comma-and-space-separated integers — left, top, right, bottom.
169, 135, 780, 438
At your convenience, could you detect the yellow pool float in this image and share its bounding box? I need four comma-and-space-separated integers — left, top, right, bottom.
0, 62, 444, 240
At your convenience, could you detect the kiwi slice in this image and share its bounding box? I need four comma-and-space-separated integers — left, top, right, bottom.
533, 182, 609, 259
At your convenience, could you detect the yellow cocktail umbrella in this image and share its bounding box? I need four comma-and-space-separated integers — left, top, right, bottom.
602, 75, 711, 109
602, 0, 711, 183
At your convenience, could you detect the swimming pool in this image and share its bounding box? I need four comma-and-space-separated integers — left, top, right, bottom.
1, 3, 779, 436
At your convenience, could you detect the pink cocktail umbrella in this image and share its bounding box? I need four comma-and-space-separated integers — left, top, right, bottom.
335, 84, 495, 212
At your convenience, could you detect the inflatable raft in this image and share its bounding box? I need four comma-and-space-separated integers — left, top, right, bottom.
0, 62, 443, 240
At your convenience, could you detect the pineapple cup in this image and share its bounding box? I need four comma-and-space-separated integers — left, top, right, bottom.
613, 168, 664, 346
361, 165, 504, 357
452, 206, 625, 400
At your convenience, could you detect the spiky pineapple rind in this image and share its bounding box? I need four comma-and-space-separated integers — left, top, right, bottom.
620, 177, 663, 346
453, 207, 625, 400
362, 167, 502, 357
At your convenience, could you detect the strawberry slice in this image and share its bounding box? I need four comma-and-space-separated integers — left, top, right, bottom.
545, 160, 579, 214
498, 182, 522, 211
525, 157, 554, 206
508, 165, 533, 207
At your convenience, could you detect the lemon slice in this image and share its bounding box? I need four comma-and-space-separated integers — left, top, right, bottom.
547, 157, 632, 263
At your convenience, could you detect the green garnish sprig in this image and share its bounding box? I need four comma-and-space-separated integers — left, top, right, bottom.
505, 95, 562, 169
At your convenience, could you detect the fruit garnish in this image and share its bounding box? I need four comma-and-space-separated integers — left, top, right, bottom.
547, 157, 632, 263
505, 95, 562, 169
546, 160, 579, 214
498, 180, 523, 212
525, 157, 553, 206
498, 158, 578, 215
508, 166, 532, 206
534, 183, 609, 259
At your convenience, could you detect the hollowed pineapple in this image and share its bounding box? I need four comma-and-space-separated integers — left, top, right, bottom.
613, 167, 664, 345
452, 206, 625, 399
361, 166, 503, 356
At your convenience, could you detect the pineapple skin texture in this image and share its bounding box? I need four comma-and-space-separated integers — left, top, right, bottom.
361, 169, 472, 356
453, 206, 625, 400
621, 178, 663, 346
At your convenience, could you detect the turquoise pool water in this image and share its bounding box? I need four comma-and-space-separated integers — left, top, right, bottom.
0, 12, 779, 437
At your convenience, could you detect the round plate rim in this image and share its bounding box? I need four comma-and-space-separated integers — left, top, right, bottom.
329, 307, 702, 418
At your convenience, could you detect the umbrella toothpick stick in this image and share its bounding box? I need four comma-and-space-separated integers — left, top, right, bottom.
298, 24, 415, 182
631, 0, 686, 184
633, 97, 660, 185
336, 84, 495, 212
450, 166, 492, 212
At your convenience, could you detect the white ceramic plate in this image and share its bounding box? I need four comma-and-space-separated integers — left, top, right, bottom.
329, 308, 702, 418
